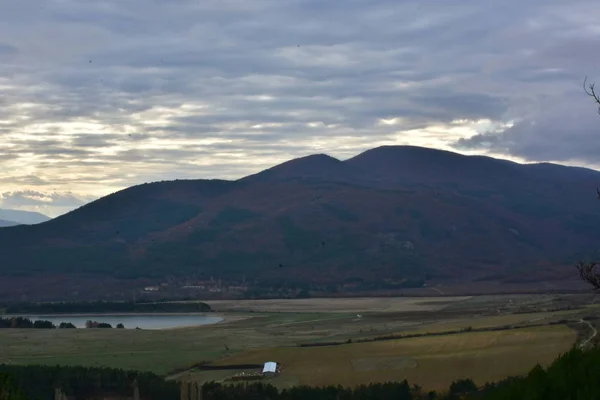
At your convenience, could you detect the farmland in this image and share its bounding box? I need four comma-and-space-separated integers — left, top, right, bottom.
203, 325, 575, 391
0, 294, 597, 391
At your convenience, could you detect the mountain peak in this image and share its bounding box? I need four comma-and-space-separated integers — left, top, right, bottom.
241, 153, 360, 182
345, 145, 520, 184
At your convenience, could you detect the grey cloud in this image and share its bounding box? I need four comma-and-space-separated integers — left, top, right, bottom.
3, 0, 600, 216
0, 43, 18, 56
0, 190, 91, 208
453, 94, 600, 163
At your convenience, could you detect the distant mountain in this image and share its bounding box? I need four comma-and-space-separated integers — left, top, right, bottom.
0, 209, 50, 225
242, 153, 364, 183
0, 219, 20, 227
0, 145, 599, 298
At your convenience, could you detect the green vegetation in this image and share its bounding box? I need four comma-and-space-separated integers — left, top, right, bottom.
0, 318, 60, 329
0, 365, 178, 400
474, 346, 600, 399
0, 373, 26, 400
0, 317, 121, 330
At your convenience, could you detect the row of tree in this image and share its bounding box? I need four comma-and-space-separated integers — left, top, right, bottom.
0, 317, 75, 329
0, 317, 127, 329
84, 320, 125, 329
6, 301, 211, 314
4, 300, 211, 315
0, 365, 179, 400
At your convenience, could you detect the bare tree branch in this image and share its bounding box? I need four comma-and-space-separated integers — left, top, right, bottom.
584, 76, 600, 115
577, 78, 600, 291
577, 260, 600, 291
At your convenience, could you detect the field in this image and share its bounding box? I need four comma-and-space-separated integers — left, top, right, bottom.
207, 296, 471, 313
0, 294, 597, 391
201, 325, 575, 391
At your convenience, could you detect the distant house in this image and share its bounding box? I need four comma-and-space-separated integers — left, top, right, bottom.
144, 286, 159, 292
262, 362, 277, 376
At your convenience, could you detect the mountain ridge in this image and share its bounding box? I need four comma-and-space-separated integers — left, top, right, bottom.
0, 209, 51, 225
0, 219, 20, 227
1, 145, 599, 300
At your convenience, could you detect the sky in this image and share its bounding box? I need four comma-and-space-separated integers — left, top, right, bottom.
2, 0, 600, 217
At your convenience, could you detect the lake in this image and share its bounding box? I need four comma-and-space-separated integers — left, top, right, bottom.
19, 314, 223, 329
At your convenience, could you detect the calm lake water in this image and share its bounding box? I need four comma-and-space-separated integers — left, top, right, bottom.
19, 314, 223, 329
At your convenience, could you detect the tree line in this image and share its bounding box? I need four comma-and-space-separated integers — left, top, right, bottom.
0, 365, 179, 400
0, 373, 26, 400
4, 300, 211, 314
0, 317, 127, 329
84, 320, 125, 329
0, 317, 74, 329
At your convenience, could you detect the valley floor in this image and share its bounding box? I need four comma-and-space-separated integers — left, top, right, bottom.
1, 294, 597, 391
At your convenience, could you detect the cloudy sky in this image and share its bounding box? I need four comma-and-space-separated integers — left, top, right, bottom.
2, 0, 600, 217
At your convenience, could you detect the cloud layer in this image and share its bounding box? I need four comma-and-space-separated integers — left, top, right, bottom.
2, 0, 600, 216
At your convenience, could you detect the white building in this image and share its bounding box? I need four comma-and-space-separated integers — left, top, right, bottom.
262, 361, 277, 375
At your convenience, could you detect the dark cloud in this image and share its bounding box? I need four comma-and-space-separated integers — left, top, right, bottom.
454, 93, 600, 163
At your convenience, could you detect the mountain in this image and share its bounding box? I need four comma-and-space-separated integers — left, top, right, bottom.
1, 145, 599, 299
242, 154, 364, 183
0, 219, 20, 227
0, 209, 50, 225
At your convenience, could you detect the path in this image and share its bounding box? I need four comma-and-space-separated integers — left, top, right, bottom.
579, 319, 597, 348
430, 287, 445, 295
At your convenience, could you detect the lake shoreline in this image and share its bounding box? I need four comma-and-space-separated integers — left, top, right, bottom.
4, 313, 227, 329
6, 312, 216, 317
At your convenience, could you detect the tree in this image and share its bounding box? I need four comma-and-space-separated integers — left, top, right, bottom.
33, 320, 56, 329
577, 261, 600, 291
0, 373, 27, 400
584, 76, 600, 114
448, 378, 478, 399
578, 78, 600, 291
116, 323, 125, 329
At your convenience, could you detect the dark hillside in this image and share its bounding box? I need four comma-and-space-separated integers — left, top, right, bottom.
1, 146, 599, 297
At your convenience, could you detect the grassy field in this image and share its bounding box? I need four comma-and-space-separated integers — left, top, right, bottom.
197, 325, 576, 391
207, 296, 471, 313
0, 294, 595, 388
0, 312, 355, 375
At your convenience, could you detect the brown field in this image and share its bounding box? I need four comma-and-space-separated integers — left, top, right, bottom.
196, 325, 576, 391
207, 296, 471, 313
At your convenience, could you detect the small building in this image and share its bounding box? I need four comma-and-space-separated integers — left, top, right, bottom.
262, 361, 277, 376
